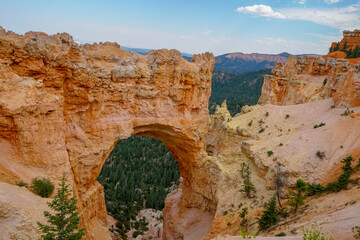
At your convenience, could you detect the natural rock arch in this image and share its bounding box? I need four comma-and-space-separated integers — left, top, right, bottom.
0, 29, 216, 239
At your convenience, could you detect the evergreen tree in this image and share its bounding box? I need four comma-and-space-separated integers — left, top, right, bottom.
342, 40, 348, 51
287, 178, 307, 213
239, 162, 256, 198
37, 175, 85, 240
258, 195, 279, 231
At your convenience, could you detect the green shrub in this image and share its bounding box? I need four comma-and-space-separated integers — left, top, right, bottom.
353, 226, 360, 239
313, 122, 325, 129
240, 207, 248, 218
239, 226, 256, 239
265, 112, 269, 117
326, 156, 355, 192
267, 151, 274, 157
275, 232, 286, 237
248, 120, 253, 126
285, 114, 290, 119
258, 195, 279, 231
31, 178, 54, 198
16, 181, 27, 187
287, 179, 307, 213
259, 128, 265, 133
316, 151, 325, 159
341, 108, 354, 116
223, 210, 228, 216
302, 222, 331, 240
307, 183, 326, 196
322, 78, 327, 87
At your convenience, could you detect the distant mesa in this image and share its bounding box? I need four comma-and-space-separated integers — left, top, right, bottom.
326, 29, 360, 63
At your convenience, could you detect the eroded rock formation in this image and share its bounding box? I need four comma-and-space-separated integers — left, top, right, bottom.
1, 25, 360, 240
258, 55, 360, 107
0, 27, 215, 239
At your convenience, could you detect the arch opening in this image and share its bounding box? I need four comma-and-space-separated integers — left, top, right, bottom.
98, 135, 181, 239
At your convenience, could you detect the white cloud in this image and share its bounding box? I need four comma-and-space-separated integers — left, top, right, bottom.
299, 0, 306, 5
236, 3, 360, 30
200, 29, 212, 35
324, 0, 341, 4
236, 4, 286, 19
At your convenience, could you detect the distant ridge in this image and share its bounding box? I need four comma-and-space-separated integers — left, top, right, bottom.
120, 46, 194, 58
121, 46, 318, 73
214, 52, 319, 73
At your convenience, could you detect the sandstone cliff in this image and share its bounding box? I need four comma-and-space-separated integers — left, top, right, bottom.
258, 55, 360, 107
0, 27, 215, 239
1, 25, 360, 240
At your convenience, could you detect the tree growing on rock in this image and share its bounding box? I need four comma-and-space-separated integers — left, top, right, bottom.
287, 178, 307, 213
37, 175, 85, 240
258, 195, 279, 231
239, 162, 256, 198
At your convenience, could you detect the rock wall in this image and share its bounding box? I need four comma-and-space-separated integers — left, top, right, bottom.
0, 27, 215, 239
258, 55, 360, 107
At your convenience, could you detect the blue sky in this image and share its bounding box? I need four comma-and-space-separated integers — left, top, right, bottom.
0, 0, 359, 55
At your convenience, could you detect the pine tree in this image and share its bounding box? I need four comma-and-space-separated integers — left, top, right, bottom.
286, 178, 307, 213
239, 162, 256, 198
37, 175, 85, 240
258, 195, 279, 231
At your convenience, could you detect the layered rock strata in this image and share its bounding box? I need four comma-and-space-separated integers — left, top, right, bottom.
258, 56, 360, 107
0, 27, 215, 239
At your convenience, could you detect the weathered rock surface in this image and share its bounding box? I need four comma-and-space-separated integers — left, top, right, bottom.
203, 99, 360, 239
258, 55, 360, 107
0, 182, 50, 240
0, 27, 215, 239
1, 25, 360, 240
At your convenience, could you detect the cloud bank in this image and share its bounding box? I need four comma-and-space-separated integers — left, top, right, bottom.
236, 3, 360, 30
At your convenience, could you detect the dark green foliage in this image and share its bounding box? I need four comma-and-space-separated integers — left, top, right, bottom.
326, 156, 355, 192
258, 195, 280, 231
223, 210, 228, 216
313, 122, 325, 128
98, 136, 180, 238
342, 40, 348, 51
322, 78, 327, 87
248, 120, 253, 126
259, 128, 265, 133
278, 207, 289, 218
16, 181, 27, 187
31, 178, 54, 198
333, 42, 340, 51
341, 108, 354, 116
348, 45, 360, 58
240, 207, 248, 218
285, 114, 290, 119
287, 179, 307, 213
209, 69, 271, 116
307, 183, 326, 196
276, 232, 286, 237
37, 175, 85, 240
239, 162, 256, 198
353, 226, 360, 239
267, 151, 274, 157
265, 112, 269, 117
132, 217, 149, 238
316, 151, 325, 159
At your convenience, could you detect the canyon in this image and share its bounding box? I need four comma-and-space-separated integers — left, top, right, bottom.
0, 26, 360, 240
